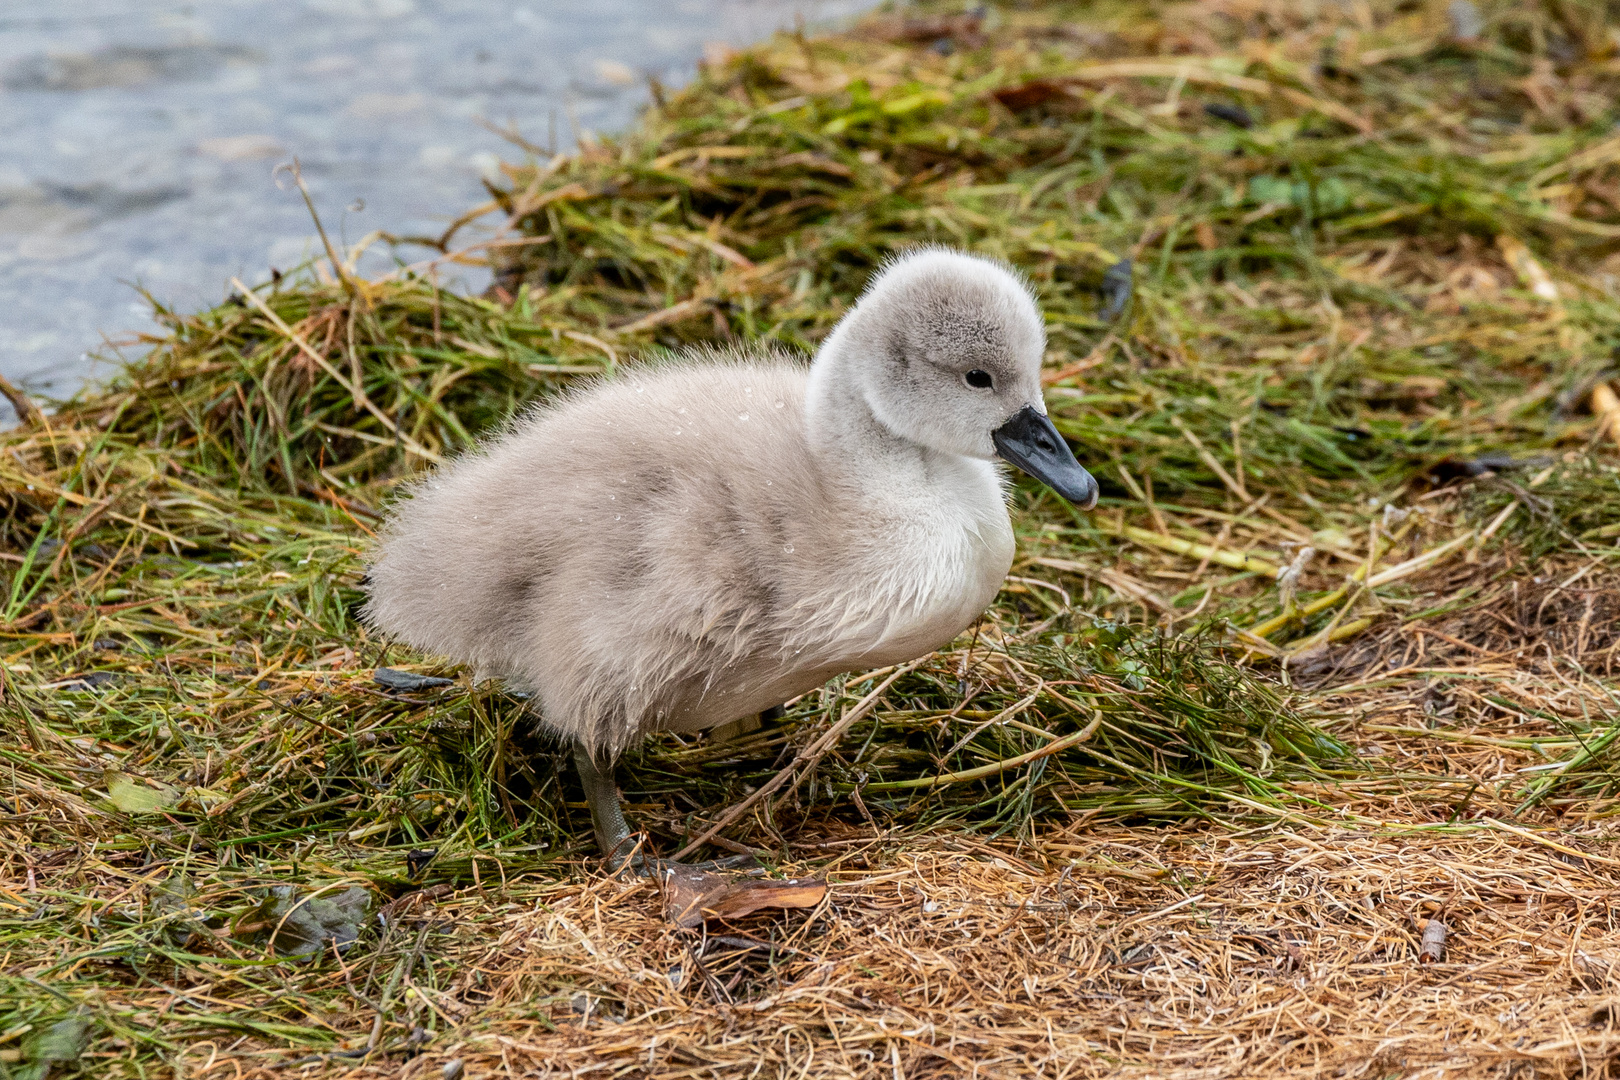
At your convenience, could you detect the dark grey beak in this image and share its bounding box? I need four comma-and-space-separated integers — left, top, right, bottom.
992, 404, 1099, 510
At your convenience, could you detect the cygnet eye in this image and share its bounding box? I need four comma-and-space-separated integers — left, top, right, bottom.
964, 369, 993, 390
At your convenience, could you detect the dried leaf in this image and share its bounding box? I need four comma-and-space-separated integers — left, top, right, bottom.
992, 79, 1067, 111
661, 865, 826, 929
1418, 918, 1447, 963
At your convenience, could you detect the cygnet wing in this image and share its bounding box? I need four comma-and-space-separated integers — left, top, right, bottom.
363, 355, 834, 755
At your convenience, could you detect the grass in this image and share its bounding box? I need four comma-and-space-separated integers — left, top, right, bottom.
4, 0, 1620, 1076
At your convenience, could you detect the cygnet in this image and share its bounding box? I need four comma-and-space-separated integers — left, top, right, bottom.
363, 248, 1099, 864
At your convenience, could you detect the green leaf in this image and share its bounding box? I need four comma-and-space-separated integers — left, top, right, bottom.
248, 886, 375, 958
104, 772, 177, 814
14, 1015, 93, 1078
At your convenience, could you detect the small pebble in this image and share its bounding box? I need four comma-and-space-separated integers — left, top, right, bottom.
1448, 0, 1483, 41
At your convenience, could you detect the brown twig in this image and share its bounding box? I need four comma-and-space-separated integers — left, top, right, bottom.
671, 661, 921, 861
0, 372, 40, 427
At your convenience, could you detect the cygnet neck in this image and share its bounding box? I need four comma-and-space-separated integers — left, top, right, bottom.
804, 330, 968, 490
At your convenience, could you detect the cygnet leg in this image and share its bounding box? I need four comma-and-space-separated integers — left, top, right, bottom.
573, 740, 761, 874
573, 743, 635, 869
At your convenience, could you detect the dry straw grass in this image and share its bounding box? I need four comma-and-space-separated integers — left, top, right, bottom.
4, 0, 1620, 1076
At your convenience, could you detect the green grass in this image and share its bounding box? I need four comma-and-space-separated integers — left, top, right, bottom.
4, 0, 1620, 1073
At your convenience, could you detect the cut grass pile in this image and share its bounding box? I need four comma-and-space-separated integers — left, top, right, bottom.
3, 0, 1620, 1075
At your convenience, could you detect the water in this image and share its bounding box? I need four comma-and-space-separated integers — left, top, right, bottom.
0, 0, 872, 416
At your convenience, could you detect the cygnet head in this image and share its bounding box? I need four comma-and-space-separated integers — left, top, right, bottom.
816, 248, 1099, 508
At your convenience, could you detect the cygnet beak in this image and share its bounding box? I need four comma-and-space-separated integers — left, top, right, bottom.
991, 404, 1099, 510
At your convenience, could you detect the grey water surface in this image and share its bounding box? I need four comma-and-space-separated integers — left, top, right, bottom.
0, 0, 873, 415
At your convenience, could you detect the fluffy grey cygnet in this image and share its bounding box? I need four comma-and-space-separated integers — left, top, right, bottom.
363, 248, 1099, 864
